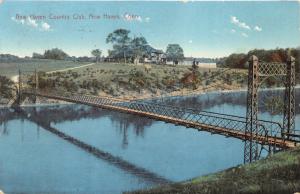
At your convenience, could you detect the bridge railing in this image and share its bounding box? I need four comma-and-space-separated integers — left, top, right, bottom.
197, 109, 283, 138
23, 89, 283, 143
125, 101, 282, 138
121, 101, 283, 138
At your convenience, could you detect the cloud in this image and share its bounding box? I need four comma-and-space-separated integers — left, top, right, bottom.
41, 22, 51, 31
254, 26, 262, 32
11, 16, 52, 31
11, 16, 25, 25
12, 16, 38, 28
145, 17, 151, 23
230, 16, 251, 30
27, 17, 38, 28
241, 32, 248, 38
137, 16, 142, 22
188, 40, 193, 44
231, 29, 236, 33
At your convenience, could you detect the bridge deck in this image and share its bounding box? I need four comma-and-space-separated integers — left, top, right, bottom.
23, 91, 297, 149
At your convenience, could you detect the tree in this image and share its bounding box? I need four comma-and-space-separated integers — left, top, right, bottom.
223, 53, 247, 68
44, 48, 69, 60
32, 52, 44, 59
106, 29, 131, 63
91, 49, 102, 63
166, 44, 184, 65
0, 54, 19, 62
131, 36, 148, 64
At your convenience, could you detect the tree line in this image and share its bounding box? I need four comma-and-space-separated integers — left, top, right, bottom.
29, 28, 185, 64
217, 48, 300, 72
217, 47, 300, 83
105, 29, 184, 64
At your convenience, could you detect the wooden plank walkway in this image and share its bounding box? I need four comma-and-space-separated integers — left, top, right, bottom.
24, 91, 297, 149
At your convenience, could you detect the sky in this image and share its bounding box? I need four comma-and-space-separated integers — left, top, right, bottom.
0, 1, 299, 58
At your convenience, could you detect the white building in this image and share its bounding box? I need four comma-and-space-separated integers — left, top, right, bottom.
198, 63, 217, 68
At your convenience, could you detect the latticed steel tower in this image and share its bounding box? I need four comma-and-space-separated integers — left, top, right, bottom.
244, 55, 296, 163
15, 69, 39, 106
283, 57, 296, 141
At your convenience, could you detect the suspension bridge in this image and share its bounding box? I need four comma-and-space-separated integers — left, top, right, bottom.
12, 55, 299, 163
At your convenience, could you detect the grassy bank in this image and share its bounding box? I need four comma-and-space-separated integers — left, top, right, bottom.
32, 62, 248, 100
126, 146, 300, 194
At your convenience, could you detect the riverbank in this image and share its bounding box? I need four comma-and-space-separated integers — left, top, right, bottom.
126, 146, 300, 194
1, 85, 300, 108
0, 98, 72, 109
29, 63, 249, 98
0, 86, 255, 108
7, 62, 298, 103
131, 85, 300, 101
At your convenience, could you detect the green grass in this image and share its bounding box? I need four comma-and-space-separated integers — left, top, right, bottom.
0, 58, 90, 77
0, 59, 248, 99
40, 62, 248, 97
126, 146, 300, 194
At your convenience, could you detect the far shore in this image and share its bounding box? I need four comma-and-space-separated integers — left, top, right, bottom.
1, 85, 299, 109
0, 101, 72, 109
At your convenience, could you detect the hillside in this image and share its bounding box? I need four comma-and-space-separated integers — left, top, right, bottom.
33, 62, 247, 100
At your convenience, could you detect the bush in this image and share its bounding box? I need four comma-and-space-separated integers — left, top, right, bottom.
0, 75, 15, 99
44, 48, 69, 60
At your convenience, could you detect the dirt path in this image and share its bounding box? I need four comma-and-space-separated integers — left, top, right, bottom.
11, 75, 19, 83
46, 63, 95, 74
10, 63, 95, 83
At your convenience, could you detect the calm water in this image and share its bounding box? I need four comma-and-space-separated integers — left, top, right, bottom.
0, 89, 299, 194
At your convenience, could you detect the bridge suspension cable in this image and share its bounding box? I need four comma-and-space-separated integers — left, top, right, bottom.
15, 56, 299, 164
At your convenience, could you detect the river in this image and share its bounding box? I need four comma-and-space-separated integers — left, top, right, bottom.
0, 89, 299, 194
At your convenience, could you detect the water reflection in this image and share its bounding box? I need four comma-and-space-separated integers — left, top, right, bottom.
0, 119, 149, 194
151, 89, 300, 115
0, 89, 299, 193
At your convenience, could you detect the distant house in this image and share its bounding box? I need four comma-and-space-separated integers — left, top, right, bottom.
144, 49, 166, 64
166, 60, 174, 65
165, 57, 194, 66
166, 57, 198, 66
145, 55, 217, 67
180, 57, 194, 66
174, 57, 217, 68
198, 62, 217, 68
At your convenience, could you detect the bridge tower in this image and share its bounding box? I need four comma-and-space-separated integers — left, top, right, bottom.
244, 55, 259, 163
283, 57, 296, 140
244, 55, 296, 163
33, 69, 39, 103
16, 69, 23, 106
14, 69, 39, 106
